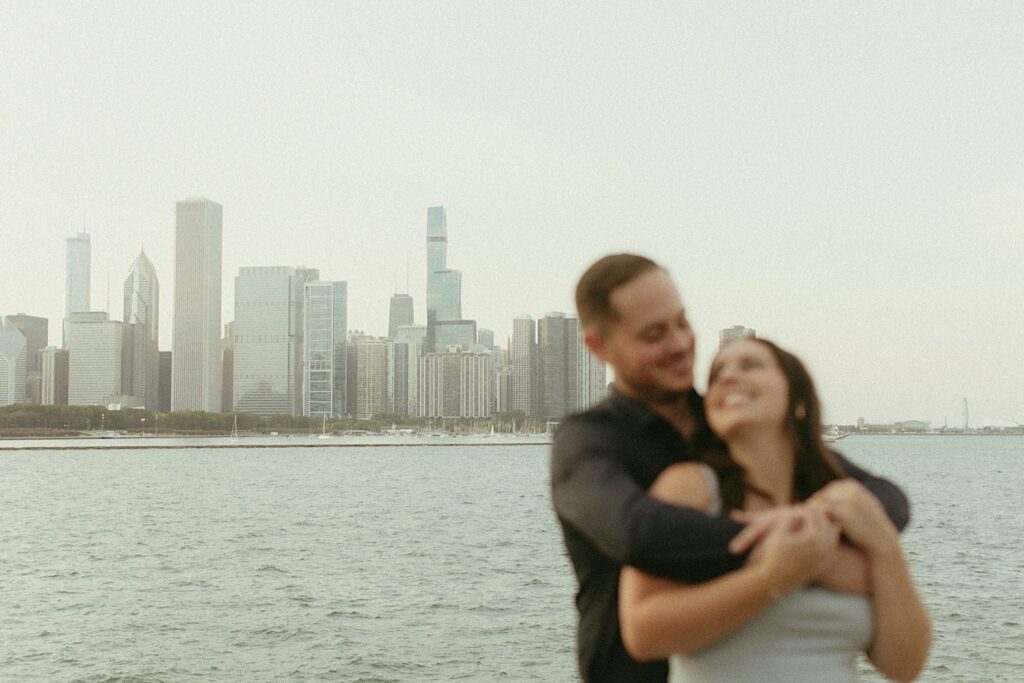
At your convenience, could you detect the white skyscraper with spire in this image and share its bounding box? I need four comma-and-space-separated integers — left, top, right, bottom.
63, 231, 91, 348
171, 197, 223, 412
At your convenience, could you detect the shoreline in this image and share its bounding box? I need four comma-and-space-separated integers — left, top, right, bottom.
0, 436, 552, 451
2, 431, 1020, 452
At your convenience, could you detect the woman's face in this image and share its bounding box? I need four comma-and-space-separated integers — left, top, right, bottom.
706, 339, 790, 440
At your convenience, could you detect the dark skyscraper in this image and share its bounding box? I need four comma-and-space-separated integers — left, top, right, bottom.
538, 312, 578, 421
158, 351, 172, 413
388, 293, 414, 339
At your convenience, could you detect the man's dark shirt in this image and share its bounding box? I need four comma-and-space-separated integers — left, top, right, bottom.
550, 387, 910, 683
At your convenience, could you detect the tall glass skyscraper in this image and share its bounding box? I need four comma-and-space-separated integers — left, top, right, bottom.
425, 206, 462, 325
233, 266, 317, 416
426, 206, 447, 275
171, 197, 223, 412
64, 232, 91, 348
303, 280, 347, 417
122, 250, 159, 410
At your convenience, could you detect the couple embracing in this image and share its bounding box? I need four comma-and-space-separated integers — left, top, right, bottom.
551, 254, 931, 682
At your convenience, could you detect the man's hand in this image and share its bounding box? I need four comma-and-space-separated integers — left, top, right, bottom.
728, 507, 789, 555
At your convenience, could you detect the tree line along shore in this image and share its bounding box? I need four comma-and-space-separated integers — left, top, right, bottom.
0, 404, 541, 438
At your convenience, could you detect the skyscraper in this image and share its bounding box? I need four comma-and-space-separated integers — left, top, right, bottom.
425, 206, 464, 346
576, 333, 607, 410
39, 346, 69, 405
171, 197, 223, 412
492, 346, 511, 414
354, 336, 389, 419
719, 325, 756, 348
158, 351, 172, 412
537, 312, 579, 420
64, 231, 91, 348
433, 319, 476, 351
5, 314, 47, 374
0, 319, 27, 406
221, 322, 234, 413
122, 251, 160, 410
233, 266, 317, 416
387, 293, 414, 339
510, 314, 538, 418
303, 280, 348, 417
418, 349, 492, 418
67, 312, 122, 406
5, 313, 48, 404
395, 324, 428, 415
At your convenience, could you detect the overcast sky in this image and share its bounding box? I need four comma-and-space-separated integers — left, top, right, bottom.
2, 2, 1022, 426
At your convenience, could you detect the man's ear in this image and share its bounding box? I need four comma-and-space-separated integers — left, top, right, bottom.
584, 330, 608, 362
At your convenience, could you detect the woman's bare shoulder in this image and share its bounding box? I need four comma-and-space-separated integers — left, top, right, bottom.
648, 462, 715, 512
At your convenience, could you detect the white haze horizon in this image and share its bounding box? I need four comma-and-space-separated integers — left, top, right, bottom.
2, 2, 1022, 427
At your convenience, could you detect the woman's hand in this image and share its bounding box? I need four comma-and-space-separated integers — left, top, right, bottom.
813, 480, 900, 556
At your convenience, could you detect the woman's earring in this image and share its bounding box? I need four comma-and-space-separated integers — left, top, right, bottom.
794, 403, 807, 420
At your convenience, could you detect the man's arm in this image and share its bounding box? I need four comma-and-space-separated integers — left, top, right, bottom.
831, 451, 910, 531
551, 415, 744, 583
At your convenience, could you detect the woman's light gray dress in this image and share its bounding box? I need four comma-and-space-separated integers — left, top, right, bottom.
669, 466, 873, 683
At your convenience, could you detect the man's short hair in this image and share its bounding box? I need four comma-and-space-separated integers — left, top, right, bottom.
575, 254, 661, 333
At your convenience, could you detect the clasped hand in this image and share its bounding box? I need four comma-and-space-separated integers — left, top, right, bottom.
726, 480, 900, 595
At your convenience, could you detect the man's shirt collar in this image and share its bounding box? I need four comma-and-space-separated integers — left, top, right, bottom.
606, 383, 703, 431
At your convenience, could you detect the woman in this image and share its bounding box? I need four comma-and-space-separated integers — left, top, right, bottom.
618, 338, 931, 682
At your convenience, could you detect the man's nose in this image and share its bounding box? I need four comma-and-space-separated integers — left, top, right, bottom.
666, 326, 691, 352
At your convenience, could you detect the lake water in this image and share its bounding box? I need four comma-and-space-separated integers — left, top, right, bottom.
1, 435, 1021, 681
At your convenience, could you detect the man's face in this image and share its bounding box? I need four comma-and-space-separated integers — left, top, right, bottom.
587, 269, 695, 404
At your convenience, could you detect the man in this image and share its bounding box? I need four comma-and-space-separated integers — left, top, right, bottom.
550, 254, 908, 682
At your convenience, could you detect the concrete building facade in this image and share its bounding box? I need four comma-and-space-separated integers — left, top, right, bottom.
171, 197, 223, 412
509, 314, 538, 418
418, 350, 492, 418
67, 312, 122, 406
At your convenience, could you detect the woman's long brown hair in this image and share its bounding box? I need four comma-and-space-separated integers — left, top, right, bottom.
700, 339, 846, 512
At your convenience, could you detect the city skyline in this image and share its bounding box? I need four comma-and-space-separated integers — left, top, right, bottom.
2, 4, 1023, 426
